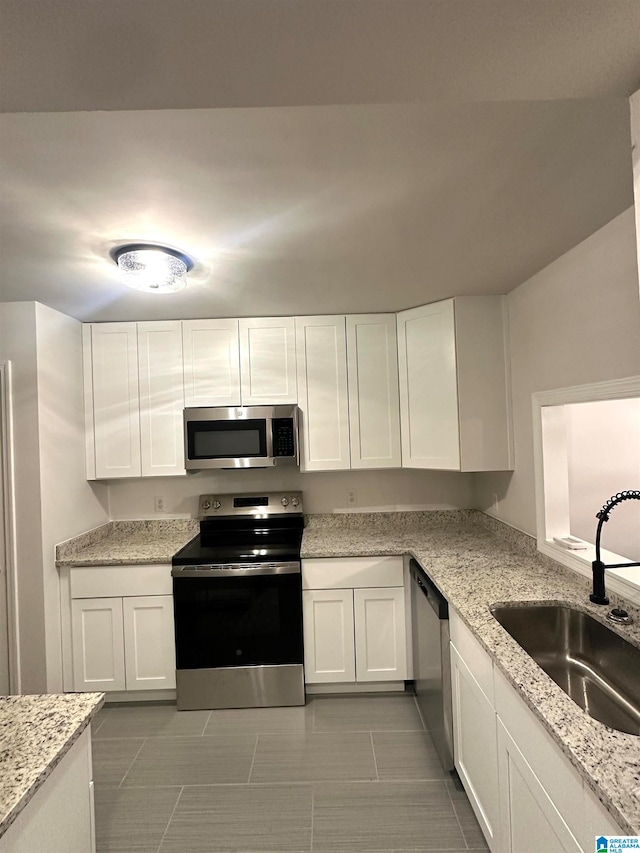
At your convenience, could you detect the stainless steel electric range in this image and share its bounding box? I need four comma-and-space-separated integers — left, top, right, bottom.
171, 491, 305, 711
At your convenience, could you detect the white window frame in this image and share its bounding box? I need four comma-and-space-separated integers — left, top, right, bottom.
532, 375, 640, 606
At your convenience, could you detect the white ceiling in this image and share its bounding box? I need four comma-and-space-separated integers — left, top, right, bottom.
0, 1, 639, 322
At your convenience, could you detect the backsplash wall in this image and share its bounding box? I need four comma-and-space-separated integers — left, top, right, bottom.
106, 468, 474, 519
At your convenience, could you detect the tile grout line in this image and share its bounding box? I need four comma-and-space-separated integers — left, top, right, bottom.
117, 737, 148, 789
247, 733, 260, 784
200, 709, 213, 736
310, 784, 315, 852
369, 731, 380, 782
444, 779, 469, 849
154, 784, 184, 853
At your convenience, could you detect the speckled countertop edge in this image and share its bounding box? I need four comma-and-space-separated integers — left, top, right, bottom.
302, 515, 640, 835
0, 692, 104, 837
56, 519, 199, 566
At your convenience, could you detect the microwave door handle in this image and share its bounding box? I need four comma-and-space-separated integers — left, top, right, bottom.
265, 419, 274, 459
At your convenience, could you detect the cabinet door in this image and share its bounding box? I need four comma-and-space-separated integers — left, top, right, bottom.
71, 598, 125, 692
239, 317, 297, 405
295, 316, 350, 471
346, 314, 401, 469
182, 319, 241, 407
122, 596, 176, 690
90, 323, 141, 479
303, 589, 355, 683
353, 587, 406, 681
397, 301, 461, 469
137, 322, 185, 477
451, 643, 500, 851
497, 719, 581, 853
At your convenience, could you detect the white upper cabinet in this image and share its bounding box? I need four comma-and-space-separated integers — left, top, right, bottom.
87, 323, 141, 479
137, 321, 185, 477
397, 296, 513, 471
346, 314, 401, 469
182, 319, 241, 407
239, 317, 297, 405
295, 316, 351, 471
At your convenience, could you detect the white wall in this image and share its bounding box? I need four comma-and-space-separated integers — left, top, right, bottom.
567, 399, 640, 560
474, 207, 640, 536
34, 303, 109, 691
107, 466, 474, 519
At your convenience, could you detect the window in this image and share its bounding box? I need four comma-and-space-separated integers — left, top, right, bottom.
533, 377, 640, 605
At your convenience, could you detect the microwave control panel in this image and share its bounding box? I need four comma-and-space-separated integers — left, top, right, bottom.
272, 418, 296, 457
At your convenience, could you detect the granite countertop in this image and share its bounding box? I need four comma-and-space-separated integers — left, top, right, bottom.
56, 519, 199, 567
0, 692, 104, 837
303, 510, 640, 836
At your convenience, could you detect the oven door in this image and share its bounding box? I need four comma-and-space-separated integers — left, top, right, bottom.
172, 568, 303, 671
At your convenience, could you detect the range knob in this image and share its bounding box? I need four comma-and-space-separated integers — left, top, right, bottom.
291, 497, 299, 507
201, 500, 211, 510
213, 500, 221, 510
281, 497, 290, 507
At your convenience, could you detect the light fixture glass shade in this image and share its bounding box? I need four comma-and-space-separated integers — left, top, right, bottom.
114, 245, 192, 294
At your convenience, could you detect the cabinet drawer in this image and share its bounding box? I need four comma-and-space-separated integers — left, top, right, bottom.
70, 564, 173, 598
302, 556, 403, 590
450, 608, 494, 705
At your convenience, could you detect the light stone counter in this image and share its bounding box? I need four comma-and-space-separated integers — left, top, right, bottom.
0, 692, 104, 837
303, 510, 640, 836
56, 519, 199, 567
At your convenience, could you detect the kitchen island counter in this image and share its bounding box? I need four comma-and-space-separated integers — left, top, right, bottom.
0, 692, 104, 839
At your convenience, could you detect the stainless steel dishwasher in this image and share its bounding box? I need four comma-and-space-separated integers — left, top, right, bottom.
410, 558, 454, 772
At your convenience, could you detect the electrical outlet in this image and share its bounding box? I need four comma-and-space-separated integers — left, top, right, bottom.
490, 493, 499, 514
154, 496, 165, 513
347, 489, 357, 506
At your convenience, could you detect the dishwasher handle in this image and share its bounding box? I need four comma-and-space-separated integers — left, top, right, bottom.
410, 559, 449, 620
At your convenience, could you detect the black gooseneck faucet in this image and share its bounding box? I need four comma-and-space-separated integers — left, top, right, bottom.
590, 489, 640, 605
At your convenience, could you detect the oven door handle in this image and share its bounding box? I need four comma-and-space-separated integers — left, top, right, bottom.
171, 562, 301, 578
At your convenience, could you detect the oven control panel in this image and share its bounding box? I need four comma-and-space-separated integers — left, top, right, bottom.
199, 491, 303, 517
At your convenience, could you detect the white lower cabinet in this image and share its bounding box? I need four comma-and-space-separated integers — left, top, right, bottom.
303, 589, 356, 683
497, 719, 580, 852
72, 595, 176, 692
66, 564, 176, 695
302, 557, 407, 686
450, 643, 501, 851
450, 609, 625, 852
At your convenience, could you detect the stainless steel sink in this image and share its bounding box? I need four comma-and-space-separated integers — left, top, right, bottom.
490, 604, 640, 736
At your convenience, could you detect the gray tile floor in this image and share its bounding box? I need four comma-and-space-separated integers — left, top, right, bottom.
92, 694, 488, 853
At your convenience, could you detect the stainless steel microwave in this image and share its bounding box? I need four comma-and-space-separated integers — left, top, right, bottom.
184, 405, 299, 470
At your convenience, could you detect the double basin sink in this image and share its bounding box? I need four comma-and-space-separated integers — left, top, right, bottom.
491, 604, 640, 736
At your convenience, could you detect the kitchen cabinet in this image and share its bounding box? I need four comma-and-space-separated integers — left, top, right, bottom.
397, 296, 514, 471
450, 616, 501, 851
137, 321, 185, 476
65, 564, 176, 695
0, 728, 95, 853
84, 321, 185, 479
449, 609, 625, 853
346, 314, 401, 469
182, 318, 241, 407
302, 557, 407, 685
238, 316, 297, 405
295, 316, 350, 471
85, 322, 141, 479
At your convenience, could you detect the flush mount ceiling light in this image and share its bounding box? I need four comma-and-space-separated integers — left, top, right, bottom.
111, 244, 194, 294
